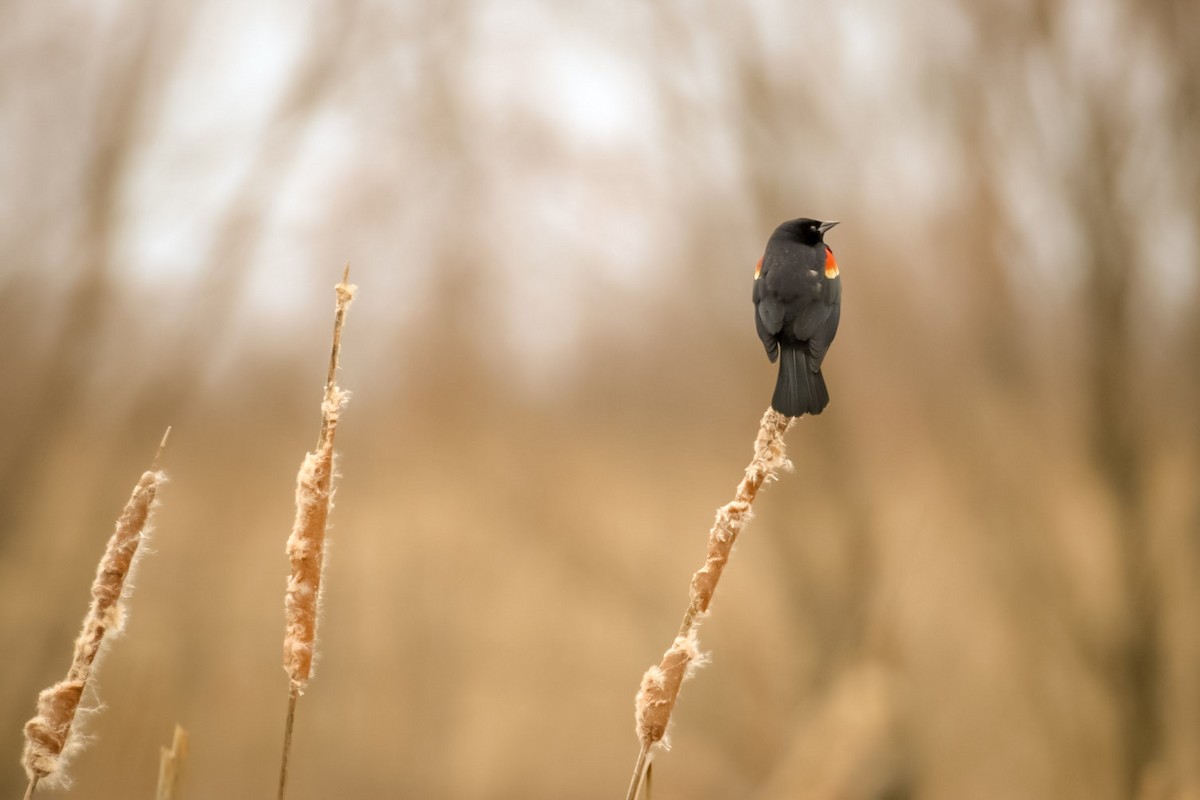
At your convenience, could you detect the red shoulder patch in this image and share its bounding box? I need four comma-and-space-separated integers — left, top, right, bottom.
824, 247, 839, 279
754, 255, 763, 279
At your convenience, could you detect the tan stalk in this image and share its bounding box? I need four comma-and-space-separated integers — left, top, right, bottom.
155, 724, 188, 800
277, 266, 356, 800
626, 408, 794, 799
21, 429, 171, 797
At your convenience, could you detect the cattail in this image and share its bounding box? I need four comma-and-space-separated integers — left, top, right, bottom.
277, 267, 355, 800
626, 408, 794, 799
155, 724, 188, 800
21, 430, 170, 798
282, 380, 349, 694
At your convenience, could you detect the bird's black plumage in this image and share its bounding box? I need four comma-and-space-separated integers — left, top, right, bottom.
752, 218, 842, 417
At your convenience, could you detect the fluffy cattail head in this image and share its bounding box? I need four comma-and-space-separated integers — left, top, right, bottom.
22, 465, 165, 786
282, 273, 355, 695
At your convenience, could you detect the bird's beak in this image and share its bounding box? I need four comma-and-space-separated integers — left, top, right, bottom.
818, 221, 840, 234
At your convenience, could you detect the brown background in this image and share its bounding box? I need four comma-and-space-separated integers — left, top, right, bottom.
2, 1, 1198, 798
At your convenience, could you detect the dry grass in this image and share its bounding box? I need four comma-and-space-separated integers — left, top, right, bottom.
20, 431, 170, 798
627, 408, 794, 799
155, 725, 188, 800
277, 267, 357, 800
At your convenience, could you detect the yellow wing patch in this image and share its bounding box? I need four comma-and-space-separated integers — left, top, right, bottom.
754, 255, 763, 280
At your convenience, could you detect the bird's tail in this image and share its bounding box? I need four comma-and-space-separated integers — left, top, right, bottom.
773, 345, 829, 417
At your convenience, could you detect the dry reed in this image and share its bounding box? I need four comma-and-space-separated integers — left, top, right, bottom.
155, 724, 188, 800
20, 429, 170, 799
277, 267, 356, 800
626, 408, 794, 799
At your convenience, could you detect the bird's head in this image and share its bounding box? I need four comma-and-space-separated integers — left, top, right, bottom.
778, 218, 839, 246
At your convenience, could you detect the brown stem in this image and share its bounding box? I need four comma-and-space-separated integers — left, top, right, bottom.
625, 742, 650, 800
277, 690, 299, 800
629, 408, 794, 788
318, 264, 351, 444
156, 724, 188, 800
21, 436, 168, 786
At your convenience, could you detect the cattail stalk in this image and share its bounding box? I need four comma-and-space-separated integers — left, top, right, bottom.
155, 724, 188, 800
277, 266, 355, 800
21, 429, 170, 798
626, 408, 794, 800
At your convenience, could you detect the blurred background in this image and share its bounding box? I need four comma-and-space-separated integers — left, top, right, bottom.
2, 0, 1198, 797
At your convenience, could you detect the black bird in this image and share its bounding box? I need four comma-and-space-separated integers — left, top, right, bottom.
752, 218, 842, 417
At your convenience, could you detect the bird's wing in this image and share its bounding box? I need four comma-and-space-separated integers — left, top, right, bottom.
753, 257, 780, 361
806, 278, 841, 370
756, 305, 780, 362
791, 288, 830, 341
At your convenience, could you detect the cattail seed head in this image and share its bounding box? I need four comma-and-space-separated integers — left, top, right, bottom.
283, 420, 342, 693
627, 407, 794, 799
282, 275, 355, 696
22, 466, 165, 786
634, 630, 708, 748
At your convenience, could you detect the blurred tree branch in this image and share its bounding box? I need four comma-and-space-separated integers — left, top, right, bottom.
0, 2, 173, 547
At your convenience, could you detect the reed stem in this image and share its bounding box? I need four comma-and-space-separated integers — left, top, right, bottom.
20, 429, 170, 789
627, 408, 794, 793
277, 266, 356, 799
277, 691, 299, 800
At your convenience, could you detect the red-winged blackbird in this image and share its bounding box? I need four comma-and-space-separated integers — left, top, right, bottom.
752, 218, 841, 417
